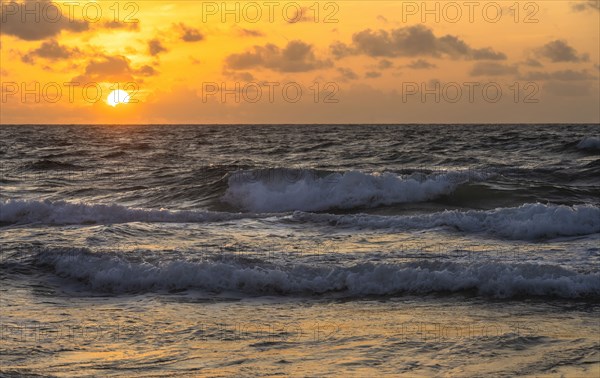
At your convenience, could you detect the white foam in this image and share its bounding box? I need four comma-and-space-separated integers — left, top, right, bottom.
577, 136, 600, 150
0, 199, 254, 225
35, 249, 600, 298
292, 203, 600, 240
224, 169, 487, 212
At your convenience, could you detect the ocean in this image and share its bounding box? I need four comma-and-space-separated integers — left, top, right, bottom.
1, 124, 599, 377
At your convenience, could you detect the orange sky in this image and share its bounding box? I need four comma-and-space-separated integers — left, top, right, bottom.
1, 0, 599, 123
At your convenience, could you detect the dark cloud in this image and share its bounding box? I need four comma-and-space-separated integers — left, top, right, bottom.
365, 71, 381, 78
102, 20, 140, 31
330, 25, 506, 61
286, 7, 314, 23
470, 47, 507, 60
72, 56, 134, 82
470, 62, 518, 76
148, 39, 168, 56
520, 69, 598, 81
135, 65, 157, 77
226, 40, 332, 72
378, 59, 394, 70
21, 39, 80, 63
524, 59, 543, 67
337, 67, 359, 81
330, 41, 354, 59
174, 23, 204, 42
536, 40, 588, 62
72, 55, 155, 83
408, 59, 436, 69
222, 69, 255, 81
0, 0, 88, 41
571, 0, 600, 12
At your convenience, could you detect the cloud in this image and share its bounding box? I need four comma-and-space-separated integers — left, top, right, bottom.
72, 55, 155, 83
520, 69, 598, 81
330, 25, 506, 61
226, 40, 332, 72
21, 39, 80, 63
470, 47, 507, 60
286, 7, 314, 23
470, 62, 519, 76
101, 20, 140, 32
223, 70, 255, 81
337, 67, 359, 81
135, 65, 157, 77
148, 39, 168, 56
174, 23, 204, 42
236, 28, 264, 37
0, 0, 88, 40
523, 59, 543, 67
378, 59, 394, 69
408, 59, 436, 69
571, 0, 600, 12
536, 40, 588, 62
365, 71, 381, 78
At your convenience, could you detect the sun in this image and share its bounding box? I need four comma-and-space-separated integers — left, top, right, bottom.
107, 90, 130, 107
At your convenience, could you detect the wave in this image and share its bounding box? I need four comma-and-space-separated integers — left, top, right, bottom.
577, 136, 600, 151
0, 199, 258, 226
223, 168, 490, 212
33, 248, 600, 299
292, 203, 600, 240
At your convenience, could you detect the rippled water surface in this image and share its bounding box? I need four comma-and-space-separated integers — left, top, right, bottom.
1, 124, 599, 376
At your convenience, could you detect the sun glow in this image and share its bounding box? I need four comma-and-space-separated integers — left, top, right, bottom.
107, 90, 130, 107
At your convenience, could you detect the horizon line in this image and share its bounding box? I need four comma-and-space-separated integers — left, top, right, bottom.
1, 123, 598, 126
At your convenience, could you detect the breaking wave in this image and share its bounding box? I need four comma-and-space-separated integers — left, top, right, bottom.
291, 203, 600, 240
33, 248, 600, 299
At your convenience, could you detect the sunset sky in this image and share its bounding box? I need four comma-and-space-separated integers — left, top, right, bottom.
1, 0, 599, 124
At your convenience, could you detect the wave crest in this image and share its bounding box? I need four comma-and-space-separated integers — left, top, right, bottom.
292, 203, 600, 240
0, 199, 254, 225
34, 248, 600, 299
224, 168, 489, 212
577, 136, 600, 151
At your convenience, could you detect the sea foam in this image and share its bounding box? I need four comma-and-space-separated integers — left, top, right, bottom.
35, 248, 600, 299
0, 199, 254, 225
224, 169, 488, 212
292, 203, 600, 240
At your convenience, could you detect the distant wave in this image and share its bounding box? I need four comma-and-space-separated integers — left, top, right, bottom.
292, 203, 600, 240
577, 136, 600, 151
0, 199, 258, 225
4, 201, 598, 241
34, 248, 600, 299
223, 168, 490, 212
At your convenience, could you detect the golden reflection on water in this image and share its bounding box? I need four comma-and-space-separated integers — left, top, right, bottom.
3, 288, 599, 377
